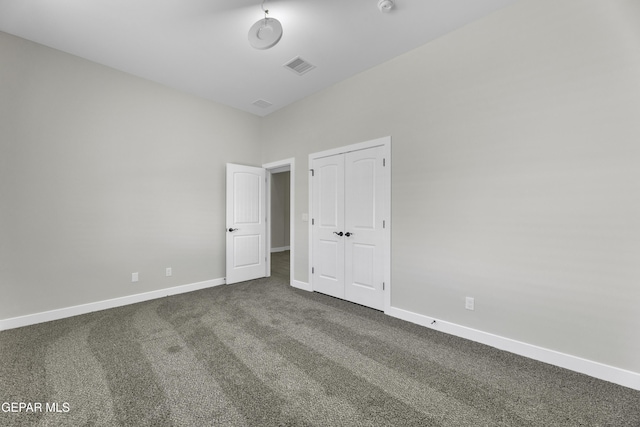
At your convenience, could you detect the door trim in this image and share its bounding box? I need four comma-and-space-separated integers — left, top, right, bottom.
263, 158, 295, 288
308, 136, 391, 311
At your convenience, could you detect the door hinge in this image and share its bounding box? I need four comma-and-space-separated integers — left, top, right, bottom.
312, 267, 315, 274
383, 282, 385, 290
310, 169, 314, 176
312, 218, 315, 225
383, 220, 386, 228
383, 158, 386, 167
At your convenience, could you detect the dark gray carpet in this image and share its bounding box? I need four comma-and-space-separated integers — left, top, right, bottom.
1, 251, 639, 426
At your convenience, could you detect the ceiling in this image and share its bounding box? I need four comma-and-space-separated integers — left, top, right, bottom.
0, 0, 519, 117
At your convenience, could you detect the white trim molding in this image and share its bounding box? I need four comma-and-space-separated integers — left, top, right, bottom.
0, 278, 225, 331
385, 305, 640, 391
292, 280, 312, 292
270, 246, 291, 253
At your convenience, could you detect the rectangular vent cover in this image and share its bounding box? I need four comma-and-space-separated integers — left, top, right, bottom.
252, 99, 273, 109
284, 56, 316, 75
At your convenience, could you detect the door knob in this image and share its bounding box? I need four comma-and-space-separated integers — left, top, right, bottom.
228, 228, 238, 232
333, 231, 343, 236
345, 232, 353, 237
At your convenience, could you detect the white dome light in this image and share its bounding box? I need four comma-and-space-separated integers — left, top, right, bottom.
248, 17, 283, 50
378, 0, 395, 13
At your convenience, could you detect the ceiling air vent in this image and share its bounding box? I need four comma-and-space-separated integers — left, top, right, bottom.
252, 99, 273, 109
284, 56, 316, 76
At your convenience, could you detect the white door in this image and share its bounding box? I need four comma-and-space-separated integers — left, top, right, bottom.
311, 154, 345, 299
311, 145, 387, 310
226, 163, 266, 284
344, 146, 386, 310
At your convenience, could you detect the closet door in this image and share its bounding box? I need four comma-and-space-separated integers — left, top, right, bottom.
344, 146, 385, 310
311, 145, 386, 310
311, 154, 345, 299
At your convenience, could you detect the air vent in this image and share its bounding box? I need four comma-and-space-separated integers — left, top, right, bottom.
284, 56, 316, 76
252, 99, 273, 109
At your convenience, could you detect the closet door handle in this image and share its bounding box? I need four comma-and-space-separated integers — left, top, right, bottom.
333, 231, 344, 237
345, 232, 353, 237
228, 228, 238, 232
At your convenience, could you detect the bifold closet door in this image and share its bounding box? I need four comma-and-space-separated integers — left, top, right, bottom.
311, 145, 385, 310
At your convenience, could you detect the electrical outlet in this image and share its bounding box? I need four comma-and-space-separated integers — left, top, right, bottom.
166, 267, 172, 277
465, 297, 475, 311
132, 272, 139, 283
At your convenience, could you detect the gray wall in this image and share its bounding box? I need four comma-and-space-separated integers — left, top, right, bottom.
270, 172, 290, 250
0, 32, 261, 318
261, 0, 640, 374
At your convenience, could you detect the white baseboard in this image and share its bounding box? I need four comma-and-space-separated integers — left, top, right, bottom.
291, 279, 312, 292
0, 278, 226, 331
271, 246, 291, 253
385, 306, 640, 391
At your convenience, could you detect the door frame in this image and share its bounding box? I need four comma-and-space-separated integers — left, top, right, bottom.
263, 157, 296, 287
308, 136, 391, 311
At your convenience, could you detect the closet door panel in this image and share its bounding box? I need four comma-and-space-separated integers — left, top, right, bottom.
344, 146, 385, 310
311, 155, 345, 299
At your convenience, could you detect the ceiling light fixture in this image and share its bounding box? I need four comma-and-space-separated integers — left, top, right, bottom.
378, 0, 395, 13
248, 0, 283, 50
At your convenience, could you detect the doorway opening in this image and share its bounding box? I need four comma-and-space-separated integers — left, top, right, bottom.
264, 158, 295, 286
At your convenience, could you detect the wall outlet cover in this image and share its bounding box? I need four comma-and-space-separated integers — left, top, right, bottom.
465, 297, 475, 311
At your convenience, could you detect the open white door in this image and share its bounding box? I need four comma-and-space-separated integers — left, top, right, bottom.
226, 163, 266, 284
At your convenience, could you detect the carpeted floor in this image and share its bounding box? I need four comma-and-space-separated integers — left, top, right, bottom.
1, 251, 639, 426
